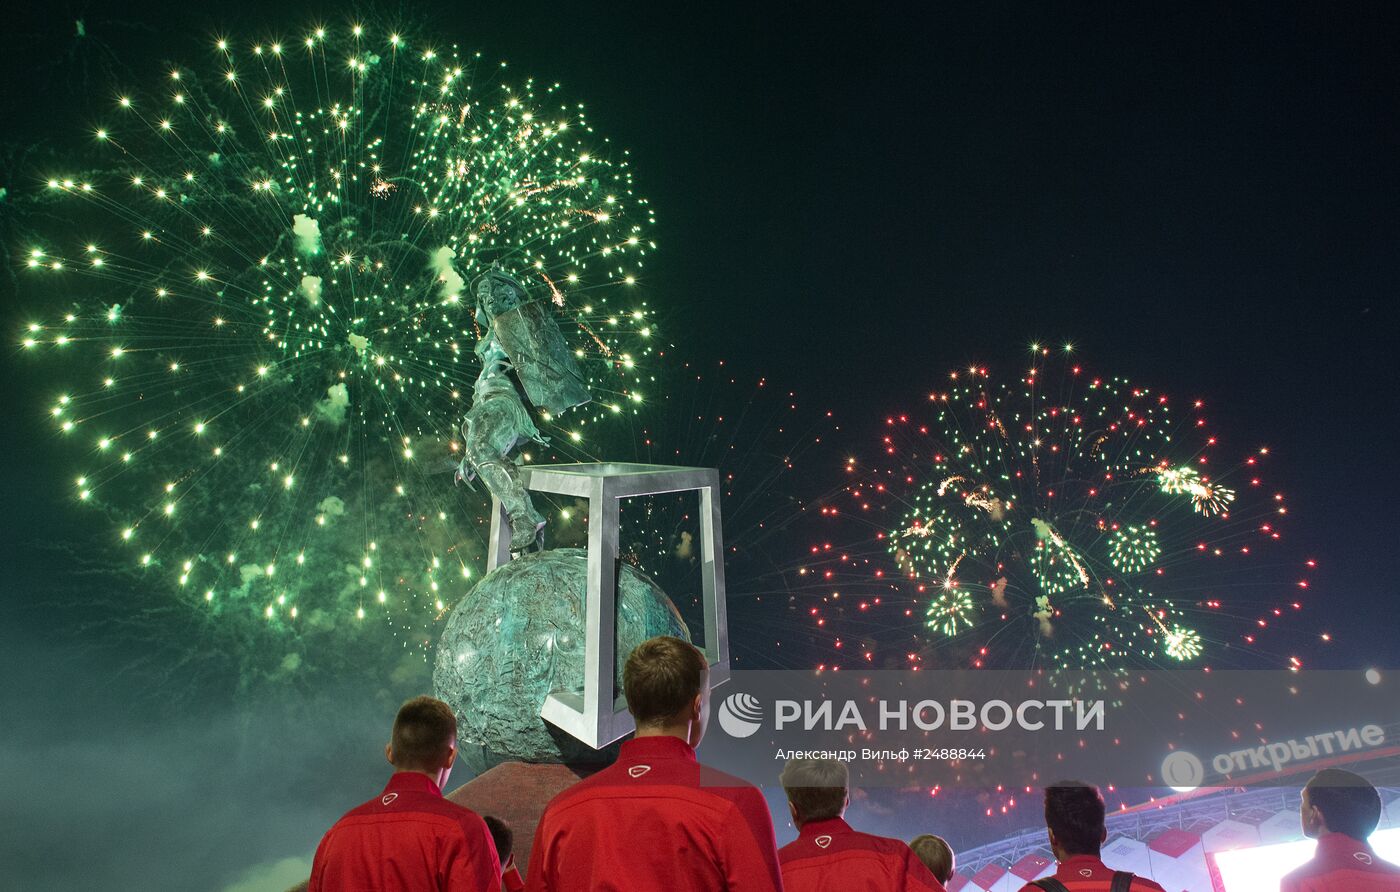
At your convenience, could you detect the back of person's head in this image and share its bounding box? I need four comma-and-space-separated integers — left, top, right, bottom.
779, 757, 849, 825
390, 695, 458, 770
483, 815, 513, 866
1305, 769, 1382, 840
910, 834, 955, 884
1044, 780, 1106, 857
623, 636, 708, 728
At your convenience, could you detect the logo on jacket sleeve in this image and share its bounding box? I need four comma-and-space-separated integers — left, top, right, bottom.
628, 765, 652, 778
381, 793, 399, 805
717, 692, 764, 738
814, 835, 833, 849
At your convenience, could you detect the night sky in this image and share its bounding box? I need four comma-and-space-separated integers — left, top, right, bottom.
2, 3, 1398, 889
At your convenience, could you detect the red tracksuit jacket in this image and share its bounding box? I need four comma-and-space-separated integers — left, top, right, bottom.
778, 816, 947, 892
310, 772, 501, 892
524, 735, 783, 892
1281, 832, 1400, 892
1014, 854, 1165, 892
503, 859, 525, 891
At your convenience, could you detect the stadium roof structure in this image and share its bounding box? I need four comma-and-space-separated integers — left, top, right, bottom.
950, 774, 1400, 888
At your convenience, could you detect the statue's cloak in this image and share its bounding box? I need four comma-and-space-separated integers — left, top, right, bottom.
492, 299, 591, 415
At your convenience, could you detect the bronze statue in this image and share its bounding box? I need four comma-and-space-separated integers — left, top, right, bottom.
458, 266, 591, 552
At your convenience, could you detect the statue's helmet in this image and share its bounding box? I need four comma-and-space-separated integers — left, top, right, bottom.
473, 264, 531, 319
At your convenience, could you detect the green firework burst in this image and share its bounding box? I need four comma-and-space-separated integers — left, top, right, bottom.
16, 22, 661, 684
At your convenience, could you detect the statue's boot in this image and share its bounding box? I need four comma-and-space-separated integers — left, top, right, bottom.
508, 506, 546, 553
475, 460, 546, 552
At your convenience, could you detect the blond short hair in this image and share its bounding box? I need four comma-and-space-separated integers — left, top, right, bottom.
910, 834, 955, 883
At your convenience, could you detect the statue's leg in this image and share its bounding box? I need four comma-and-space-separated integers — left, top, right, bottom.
464, 400, 545, 552
474, 459, 545, 552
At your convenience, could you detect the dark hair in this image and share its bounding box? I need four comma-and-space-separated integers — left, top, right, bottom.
390, 696, 458, 770
1307, 769, 1382, 840
623, 636, 707, 727
779, 758, 849, 823
483, 815, 513, 864
1044, 781, 1106, 856
910, 834, 955, 884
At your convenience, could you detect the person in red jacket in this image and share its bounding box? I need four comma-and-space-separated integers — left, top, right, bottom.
1018, 782, 1164, 892
909, 834, 955, 886
310, 696, 501, 892
777, 757, 945, 892
484, 816, 526, 892
525, 635, 783, 892
1281, 768, 1400, 892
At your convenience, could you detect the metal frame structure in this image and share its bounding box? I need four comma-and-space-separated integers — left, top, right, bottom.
487, 462, 731, 750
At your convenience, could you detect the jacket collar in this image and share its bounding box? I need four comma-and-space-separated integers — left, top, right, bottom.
383, 772, 443, 796
798, 817, 855, 841
619, 735, 698, 762
1318, 832, 1373, 855
1059, 854, 1108, 871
